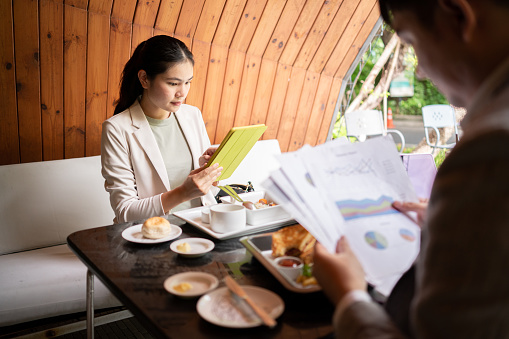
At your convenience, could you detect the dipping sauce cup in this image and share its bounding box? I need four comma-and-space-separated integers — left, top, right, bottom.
274, 256, 303, 281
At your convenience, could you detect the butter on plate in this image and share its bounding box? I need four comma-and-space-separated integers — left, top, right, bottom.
176, 242, 191, 253
173, 282, 192, 292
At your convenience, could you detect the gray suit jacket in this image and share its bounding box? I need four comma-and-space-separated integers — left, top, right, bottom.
334, 57, 509, 339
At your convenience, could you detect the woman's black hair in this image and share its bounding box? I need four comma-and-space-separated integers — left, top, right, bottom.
114, 35, 194, 115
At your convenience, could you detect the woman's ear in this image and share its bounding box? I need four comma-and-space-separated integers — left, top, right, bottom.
138, 70, 149, 89
438, 0, 477, 42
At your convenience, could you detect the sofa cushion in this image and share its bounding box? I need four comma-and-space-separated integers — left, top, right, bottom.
0, 156, 114, 255
0, 245, 121, 327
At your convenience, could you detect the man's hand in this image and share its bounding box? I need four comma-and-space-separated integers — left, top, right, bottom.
392, 198, 428, 227
313, 237, 367, 306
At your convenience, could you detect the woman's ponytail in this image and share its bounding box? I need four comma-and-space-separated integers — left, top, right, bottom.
113, 42, 146, 115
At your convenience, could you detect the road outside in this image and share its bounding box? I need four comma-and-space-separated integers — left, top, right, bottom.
392, 114, 425, 148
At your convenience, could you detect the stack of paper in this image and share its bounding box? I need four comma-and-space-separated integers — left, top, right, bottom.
263, 136, 421, 295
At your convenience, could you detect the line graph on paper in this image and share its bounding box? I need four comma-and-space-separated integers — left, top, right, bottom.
325, 159, 375, 176
335, 195, 398, 221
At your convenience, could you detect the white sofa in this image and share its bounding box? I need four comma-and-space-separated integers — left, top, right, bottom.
0, 139, 282, 329
0, 155, 121, 328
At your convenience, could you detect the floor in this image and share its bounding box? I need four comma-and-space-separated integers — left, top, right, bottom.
57, 317, 155, 339
1, 309, 155, 339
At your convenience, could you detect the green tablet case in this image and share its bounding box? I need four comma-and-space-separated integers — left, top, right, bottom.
207, 124, 267, 181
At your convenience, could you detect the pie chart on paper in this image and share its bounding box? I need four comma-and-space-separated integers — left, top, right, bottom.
364, 231, 388, 250
399, 228, 416, 242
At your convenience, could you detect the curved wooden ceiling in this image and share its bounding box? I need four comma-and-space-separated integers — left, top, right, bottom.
0, 0, 380, 164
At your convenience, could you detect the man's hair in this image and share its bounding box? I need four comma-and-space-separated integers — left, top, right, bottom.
379, 0, 509, 26
378, 0, 438, 26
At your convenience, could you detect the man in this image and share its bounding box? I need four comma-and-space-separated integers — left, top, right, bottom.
313, 0, 509, 338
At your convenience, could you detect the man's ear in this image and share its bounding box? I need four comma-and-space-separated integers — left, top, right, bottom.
138, 70, 149, 89
438, 0, 477, 42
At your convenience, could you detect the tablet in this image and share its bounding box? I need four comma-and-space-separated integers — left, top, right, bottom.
207, 124, 267, 181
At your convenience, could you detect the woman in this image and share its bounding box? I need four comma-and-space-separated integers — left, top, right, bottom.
101, 35, 221, 223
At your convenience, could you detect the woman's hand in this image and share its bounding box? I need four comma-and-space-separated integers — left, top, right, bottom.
199, 146, 218, 167
161, 163, 222, 213
392, 198, 428, 227
313, 237, 367, 306
180, 163, 222, 200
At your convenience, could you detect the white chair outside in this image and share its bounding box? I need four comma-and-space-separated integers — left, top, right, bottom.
345, 109, 406, 153
421, 104, 459, 154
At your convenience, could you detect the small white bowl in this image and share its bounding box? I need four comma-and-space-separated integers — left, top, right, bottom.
274, 256, 303, 281
209, 204, 246, 233
164, 272, 219, 299
220, 191, 291, 226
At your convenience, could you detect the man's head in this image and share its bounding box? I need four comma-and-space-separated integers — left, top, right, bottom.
379, 0, 509, 108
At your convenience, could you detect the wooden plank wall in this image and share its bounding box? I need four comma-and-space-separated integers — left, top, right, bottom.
0, 0, 380, 165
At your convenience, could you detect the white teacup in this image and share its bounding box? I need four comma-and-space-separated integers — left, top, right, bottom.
209, 204, 246, 233
201, 207, 210, 224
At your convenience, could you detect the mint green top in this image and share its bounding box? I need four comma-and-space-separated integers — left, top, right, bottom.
145, 113, 201, 212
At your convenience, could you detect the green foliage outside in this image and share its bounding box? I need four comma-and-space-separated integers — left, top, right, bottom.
390, 78, 449, 115
346, 37, 448, 116
434, 149, 447, 168
334, 34, 452, 156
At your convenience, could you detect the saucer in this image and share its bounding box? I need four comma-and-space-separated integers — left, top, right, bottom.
164, 272, 219, 299
121, 224, 182, 244
196, 286, 284, 328
170, 238, 215, 258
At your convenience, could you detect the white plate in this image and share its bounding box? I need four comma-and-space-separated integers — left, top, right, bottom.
121, 224, 182, 244
164, 272, 219, 299
197, 286, 284, 328
240, 234, 321, 293
173, 206, 295, 240
170, 238, 215, 258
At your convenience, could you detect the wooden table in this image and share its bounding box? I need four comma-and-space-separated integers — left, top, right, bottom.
67, 216, 335, 339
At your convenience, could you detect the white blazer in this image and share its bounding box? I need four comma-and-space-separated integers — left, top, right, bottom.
101, 100, 217, 224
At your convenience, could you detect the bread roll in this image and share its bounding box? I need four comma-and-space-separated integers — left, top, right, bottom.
142, 217, 172, 239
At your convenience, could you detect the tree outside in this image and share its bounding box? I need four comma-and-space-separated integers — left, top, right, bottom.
335, 27, 464, 165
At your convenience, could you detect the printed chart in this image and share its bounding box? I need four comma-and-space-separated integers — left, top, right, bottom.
399, 228, 416, 242
364, 231, 388, 250
336, 195, 398, 221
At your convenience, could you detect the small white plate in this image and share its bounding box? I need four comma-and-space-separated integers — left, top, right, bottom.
121, 224, 182, 244
170, 238, 215, 258
197, 286, 284, 328
163, 272, 219, 299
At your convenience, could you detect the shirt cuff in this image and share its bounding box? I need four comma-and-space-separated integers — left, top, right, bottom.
157, 193, 168, 215
334, 289, 372, 320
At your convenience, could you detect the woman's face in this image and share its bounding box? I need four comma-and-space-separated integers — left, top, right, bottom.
140, 60, 194, 118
